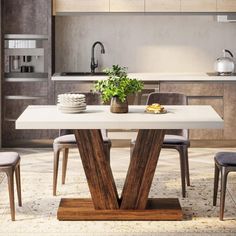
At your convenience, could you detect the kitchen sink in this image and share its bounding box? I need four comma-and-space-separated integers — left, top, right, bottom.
61, 72, 107, 76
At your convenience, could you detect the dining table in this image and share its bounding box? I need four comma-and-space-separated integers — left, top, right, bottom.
16, 105, 223, 221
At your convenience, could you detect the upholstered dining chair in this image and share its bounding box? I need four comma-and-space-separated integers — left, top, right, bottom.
213, 152, 236, 220
53, 92, 112, 196
130, 92, 190, 198
0, 152, 22, 221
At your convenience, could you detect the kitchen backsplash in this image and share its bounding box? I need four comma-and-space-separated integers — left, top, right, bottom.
55, 14, 236, 73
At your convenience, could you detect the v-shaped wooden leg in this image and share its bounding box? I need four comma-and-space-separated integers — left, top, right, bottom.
57, 129, 183, 221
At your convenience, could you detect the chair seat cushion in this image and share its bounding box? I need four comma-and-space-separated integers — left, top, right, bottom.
54, 134, 110, 144
131, 135, 189, 146
163, 135, 190, 145
0, 152, 20, 167
54, 134, 76, 144
215, 152, 236, 166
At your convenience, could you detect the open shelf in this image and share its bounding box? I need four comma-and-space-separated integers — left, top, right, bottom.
4, 95, 46, 100
4, 34, 48, 40
5, 72, 48, 78
5, 48, 44, 56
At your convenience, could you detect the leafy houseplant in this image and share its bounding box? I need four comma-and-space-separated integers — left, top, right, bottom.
95, 65, 143, 113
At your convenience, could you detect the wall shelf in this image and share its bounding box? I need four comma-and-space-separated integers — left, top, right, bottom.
5, 77, 47, 82
5, 48, 44, 56
4, 34, 48, 40
4, 95, 46, 100
5, 72, 48, 78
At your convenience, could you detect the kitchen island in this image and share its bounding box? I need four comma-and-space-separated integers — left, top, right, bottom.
52, 73, 236, 147
16, 105, 223, 221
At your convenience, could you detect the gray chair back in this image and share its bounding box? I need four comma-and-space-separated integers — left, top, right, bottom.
146, 92, 188, 137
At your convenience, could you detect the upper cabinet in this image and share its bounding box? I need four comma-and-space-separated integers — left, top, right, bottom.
53, 0, 236, 14
146, 0, 181, 12
181, 0, 217, 12
217, 0, 236, 12
55, 0, 110, 13
110, 0, 144, 12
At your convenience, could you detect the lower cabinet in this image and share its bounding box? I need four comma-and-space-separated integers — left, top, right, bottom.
159, 81, 235, 145
223, 83, 236, 140
2, 80, 48, 147
54, 81, 94, 103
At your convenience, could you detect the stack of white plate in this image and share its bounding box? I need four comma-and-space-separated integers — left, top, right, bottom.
57, 93, 86, 113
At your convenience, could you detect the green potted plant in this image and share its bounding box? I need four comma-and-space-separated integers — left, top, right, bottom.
95, 65, 143, 113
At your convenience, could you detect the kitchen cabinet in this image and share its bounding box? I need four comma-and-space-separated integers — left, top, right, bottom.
217, 0, 236, 12
223, 83, 236, 139
159, 82, 225, 142
181, 0, 217, 12
55, 0, 109, 13
145, 0, 181, 12
0, 1, 2, 147
1, 0, 54, 147
54, 82, 94, 103
110, 0, 144, 12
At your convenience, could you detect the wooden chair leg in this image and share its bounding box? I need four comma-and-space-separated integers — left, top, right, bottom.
53, 147, 60, 196
219, 167, 228, 221
6, 168, 15, 221
62, 148, 69, 185
183, 145, 190, 186
15, 164, 22, 207
213, 163, 220, 206
178, 147, 186, 198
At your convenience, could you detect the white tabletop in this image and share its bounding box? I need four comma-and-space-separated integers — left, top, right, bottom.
16, 105, 223, 130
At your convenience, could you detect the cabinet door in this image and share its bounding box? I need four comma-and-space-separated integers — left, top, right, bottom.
55, 0, 109, 13
54, 82, 93, 103
159, 82, 224, 140
223, 83, 236, 139
145, 0, 181, 12
217, 0, 236, 12
188, 97, 223, 140
110, 0, 144, 12
181, 0, 217, 12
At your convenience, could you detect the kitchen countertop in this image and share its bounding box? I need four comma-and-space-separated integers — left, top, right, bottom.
52, 73, 236, 82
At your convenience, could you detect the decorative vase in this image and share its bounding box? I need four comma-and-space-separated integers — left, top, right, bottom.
110, 96, 128, 113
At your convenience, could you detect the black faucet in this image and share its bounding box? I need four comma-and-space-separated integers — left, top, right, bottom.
90, 41, 105, 74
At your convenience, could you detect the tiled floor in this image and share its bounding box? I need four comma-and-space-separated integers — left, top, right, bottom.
0, 147, 236, 236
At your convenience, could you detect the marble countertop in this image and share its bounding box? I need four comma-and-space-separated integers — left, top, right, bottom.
52, 73, 236, 82
16, 105, 223, 130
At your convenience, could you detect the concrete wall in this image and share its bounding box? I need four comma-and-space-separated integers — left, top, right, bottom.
55, 14, 236, 73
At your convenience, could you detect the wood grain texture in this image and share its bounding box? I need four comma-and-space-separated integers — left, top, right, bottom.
3, 0, 49, 34
57, 198, 183, 221
110, 0, 144, 12
0, 0, 2, 147
54, 82, 93, 103
145, 0, 181, 12
2, 0, 54, 147
181, 0, 217, 12
223, 83, 236, 139
217, 0, 236, 12
159, 82, 225, 141
74, 129, 119, 210
188, 97, 224, 140
121, 129, 165, 209
55, 0, 109, 13
160, 82, 224, 97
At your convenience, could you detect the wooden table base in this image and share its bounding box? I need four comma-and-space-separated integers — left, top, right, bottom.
57, 198, 183, 221
56, 129, 184, 221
